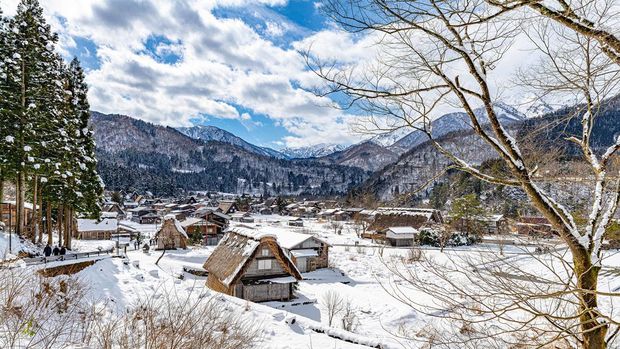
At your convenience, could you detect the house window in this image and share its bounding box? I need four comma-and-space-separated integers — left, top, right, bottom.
261, 248, 269, 257
258, 259, 272, 270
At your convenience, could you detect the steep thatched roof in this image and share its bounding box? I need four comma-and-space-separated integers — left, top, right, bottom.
203, 226, 302, 287
155, 216, 188, 238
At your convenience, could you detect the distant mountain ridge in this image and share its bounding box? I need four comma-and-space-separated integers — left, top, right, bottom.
90, 112, 368, 197
177, 125, 288, 159
359, 97, 620, 202
279, 143, 350, 159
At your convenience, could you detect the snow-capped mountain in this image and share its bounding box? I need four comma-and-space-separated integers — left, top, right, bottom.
177, 125, 288, 159
369, 127, 413, 147
387, 103, 527, 154
279, 143, 350, 159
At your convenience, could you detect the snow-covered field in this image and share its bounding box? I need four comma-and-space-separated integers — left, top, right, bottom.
3, 214, 620, 348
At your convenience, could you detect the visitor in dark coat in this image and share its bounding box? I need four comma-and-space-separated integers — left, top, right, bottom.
59, 246, 67, 255
52, 246, 60, 256
43, 244, 52, 257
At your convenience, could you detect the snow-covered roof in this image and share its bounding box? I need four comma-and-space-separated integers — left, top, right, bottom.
386, 227, 418, 235
117, 222, 138, 233
77, 218, 118, 232
290, 249, 319, 258
226, 226, 276, 240
180, 217, 202, 228
101, 211, 118, 219
385, 226, 418, 239
205, 226, 302, 287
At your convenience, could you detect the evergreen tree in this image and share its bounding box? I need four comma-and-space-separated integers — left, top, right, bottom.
449, 194, 487, 236
1, 0, 61, 236
65, 57, 103, 218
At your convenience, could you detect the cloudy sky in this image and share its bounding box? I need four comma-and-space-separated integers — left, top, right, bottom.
2, 0, 388, 148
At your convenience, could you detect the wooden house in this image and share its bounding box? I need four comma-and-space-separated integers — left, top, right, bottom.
0, 201, 33, 230
272, 231, 329, 272
77, 218, 118, 240
217, 201, 239, 215
367, 207, 443, 232
288, 217, 304, 227
381, 226, 419, 247
102, 203, 125, 219
181, 216, 225, 245
154, 216, 188, 249
516, 216, 559, 237
204, 227, 302, 302
138, 213, 161, 224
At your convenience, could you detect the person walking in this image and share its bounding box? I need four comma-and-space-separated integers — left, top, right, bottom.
52, 245, 60, 256
43, 244, 52, 257
59, 246, 66, 255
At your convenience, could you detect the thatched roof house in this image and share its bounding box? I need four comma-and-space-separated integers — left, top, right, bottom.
203, 226, 302, 302
367, 207, 443, 231
154, 216, 188, 249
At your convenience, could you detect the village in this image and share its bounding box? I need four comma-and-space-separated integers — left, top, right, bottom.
4, 189, 618, 348
1, 0, 620, 346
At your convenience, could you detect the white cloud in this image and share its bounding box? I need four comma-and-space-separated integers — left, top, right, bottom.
1, 0, 368, 147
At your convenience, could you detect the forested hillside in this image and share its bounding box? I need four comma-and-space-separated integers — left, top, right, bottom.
91, 112, 368, 196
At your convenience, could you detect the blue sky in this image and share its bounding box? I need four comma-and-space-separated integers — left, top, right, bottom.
52, 0, 342, 150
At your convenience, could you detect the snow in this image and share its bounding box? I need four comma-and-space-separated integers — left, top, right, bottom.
7, 212, 620, 348
77, 218, 117, 232
290, 249, 318, 258
227, 225, 276, 240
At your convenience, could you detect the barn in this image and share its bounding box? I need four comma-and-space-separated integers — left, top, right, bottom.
204, 226, 302, 302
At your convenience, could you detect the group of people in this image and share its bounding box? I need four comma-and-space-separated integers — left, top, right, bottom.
43, 244, 67, 257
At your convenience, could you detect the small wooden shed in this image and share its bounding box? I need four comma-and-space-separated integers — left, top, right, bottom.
204, 226, 302, 302
154, 216, 188, 249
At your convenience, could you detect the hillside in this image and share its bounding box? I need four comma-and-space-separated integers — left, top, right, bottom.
90, 112, 368, 197
360, 99, 620, 202
318, 141, 399, 172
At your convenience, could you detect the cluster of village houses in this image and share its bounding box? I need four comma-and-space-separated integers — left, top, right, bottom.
0, 191, 595, 303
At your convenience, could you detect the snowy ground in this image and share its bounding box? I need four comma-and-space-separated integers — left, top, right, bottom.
4, 214, 620, 348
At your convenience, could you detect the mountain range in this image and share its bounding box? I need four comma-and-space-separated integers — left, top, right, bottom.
89, 97, 620, 200
90, 112, 368, 197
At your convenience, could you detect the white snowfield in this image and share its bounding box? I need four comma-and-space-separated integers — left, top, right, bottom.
4, 214, 620, 348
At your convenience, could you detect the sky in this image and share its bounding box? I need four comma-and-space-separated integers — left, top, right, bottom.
2, 0, 380, 149
1, 0, 578, 150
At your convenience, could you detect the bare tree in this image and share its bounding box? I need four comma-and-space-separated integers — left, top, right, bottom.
307, 0, 620, 347
322, 290, 345, 327
341, 299, 359, 332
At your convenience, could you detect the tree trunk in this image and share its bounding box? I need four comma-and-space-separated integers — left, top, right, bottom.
16, 171, 25, 236
0, 169, 4, 203
574, 253, 607, 349
37, 188, 43, 243
46, 203, 52, 245
31, 176, 38, 243
64, 206, 73, 250
57, 205, 63, 247
17, 59, 26, 237
155, 248, 166, 265
64, 206, 70, 250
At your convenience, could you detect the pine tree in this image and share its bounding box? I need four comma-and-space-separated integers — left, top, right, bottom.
0, 0, 61, 236
65, 57, 103, 219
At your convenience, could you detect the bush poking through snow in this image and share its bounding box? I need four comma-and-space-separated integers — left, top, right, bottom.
0, 269, 261, 348
405, 247, 424, 263
87, 287, 261, 349
0, 269, 88, 348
